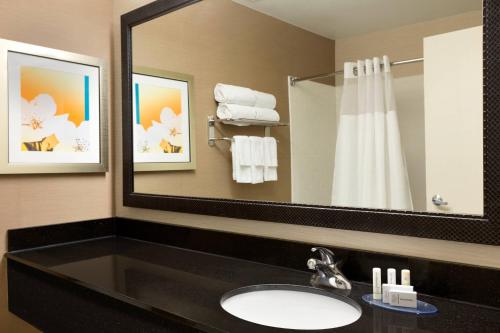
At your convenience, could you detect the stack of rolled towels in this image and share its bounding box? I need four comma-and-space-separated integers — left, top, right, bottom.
231, 136, 278, 184
214, 83, 280, 122
214, 83, 279, 183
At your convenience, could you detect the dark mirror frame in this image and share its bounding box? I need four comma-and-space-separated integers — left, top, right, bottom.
122, 0, 500, 245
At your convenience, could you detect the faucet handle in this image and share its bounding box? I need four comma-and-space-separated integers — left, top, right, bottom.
311, 247, 335, 265
307, 258, 319, 270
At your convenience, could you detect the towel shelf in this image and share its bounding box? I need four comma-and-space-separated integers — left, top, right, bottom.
208, 116, 286, 146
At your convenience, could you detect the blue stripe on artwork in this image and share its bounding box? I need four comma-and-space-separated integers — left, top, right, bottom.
135, 83, 140, 124
84, 76, 90, 121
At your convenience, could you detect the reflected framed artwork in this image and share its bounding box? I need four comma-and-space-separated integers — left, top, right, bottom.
0, 38, 107, 174
132, 67, 195, 171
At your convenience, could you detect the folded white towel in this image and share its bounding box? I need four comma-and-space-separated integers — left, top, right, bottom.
250, 136, 264, 184
231, 142, 237, 181
214, 83, 277, 109
232, 136, 251, 183
234, 136, 250, 167
217, 104, 280, 122
263, 137, 278, 181
263, 137, 278, 167
264, 166, 277, 181
231, 136, 278, 184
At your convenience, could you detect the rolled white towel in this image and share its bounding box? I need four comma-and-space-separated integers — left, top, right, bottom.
217, 104, 280, 122
254, 107, 280, 122
214, 83, 277, 109
214, 83, 256, 107
217, 103, 256, 120
254, 91, 277, 109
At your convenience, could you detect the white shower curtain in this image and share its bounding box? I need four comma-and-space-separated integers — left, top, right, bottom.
332, 56, 413, 210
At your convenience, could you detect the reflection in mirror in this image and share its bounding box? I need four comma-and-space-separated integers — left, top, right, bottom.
132, 0, 483, 215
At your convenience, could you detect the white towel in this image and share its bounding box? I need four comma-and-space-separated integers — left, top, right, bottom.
231, 142, 237, 181
231, 136, 276, 184
232, 136, 251, 183
263, 137, 278, 181
254, 91, 277, 109
217, 104, 280, 122
214, 83, 256, 106
254, 107, 280, 122
217, 103, 256, 120
214, 83, 277, 109
237, 136, 252, 166
250, 136, 264, 184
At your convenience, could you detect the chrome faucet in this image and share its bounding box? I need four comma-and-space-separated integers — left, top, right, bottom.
307, 247, 352, 293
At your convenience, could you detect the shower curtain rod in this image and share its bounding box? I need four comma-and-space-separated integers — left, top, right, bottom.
289, 57, 424, 86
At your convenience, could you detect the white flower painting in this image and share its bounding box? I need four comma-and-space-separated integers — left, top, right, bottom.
132, 71, 195, 170
7, 51, 101, 165
21, 94, 90, 153
135, 107, 183, 154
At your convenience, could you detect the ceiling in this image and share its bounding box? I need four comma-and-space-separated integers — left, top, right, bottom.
232, 0, 482, 40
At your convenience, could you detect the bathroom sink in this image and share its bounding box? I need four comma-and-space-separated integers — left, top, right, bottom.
220, 284, 361, 330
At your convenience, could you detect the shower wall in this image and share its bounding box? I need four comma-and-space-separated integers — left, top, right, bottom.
289, 80, 336, 205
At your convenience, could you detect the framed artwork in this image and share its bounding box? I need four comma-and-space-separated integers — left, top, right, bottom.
132, 67, 196, 171
0, 38, 107, 173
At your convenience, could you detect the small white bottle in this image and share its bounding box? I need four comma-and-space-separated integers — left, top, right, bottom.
401, 269, 411, 286
387, 268, 396, 285
373, 268, 382, 300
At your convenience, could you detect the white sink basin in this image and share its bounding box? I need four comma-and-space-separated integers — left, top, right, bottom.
220, 284, 361, 330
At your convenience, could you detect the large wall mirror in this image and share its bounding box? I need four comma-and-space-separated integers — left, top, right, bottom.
122, 0, 500, 245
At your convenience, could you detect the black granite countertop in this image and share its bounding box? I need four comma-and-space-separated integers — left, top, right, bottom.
6, 237, 500, 333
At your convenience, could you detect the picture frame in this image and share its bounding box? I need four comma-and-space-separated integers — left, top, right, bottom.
132, 67, 196, 172
0, 38, 107, 174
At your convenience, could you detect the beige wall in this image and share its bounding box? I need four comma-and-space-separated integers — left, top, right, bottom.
115, 1, 500, 273
132, 0, 335, 202
335, 10, 482, 77
0, 0, 114, 331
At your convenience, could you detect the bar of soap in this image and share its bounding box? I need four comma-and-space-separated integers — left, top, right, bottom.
389, 290, 417, 308
382, 284, 413, 304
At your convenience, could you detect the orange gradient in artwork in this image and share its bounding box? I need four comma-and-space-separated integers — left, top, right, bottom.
138, 84, 182, 130
21, 67, 85, 126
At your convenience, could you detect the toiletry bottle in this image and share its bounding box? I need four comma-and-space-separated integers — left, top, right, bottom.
401, 269, 411, 286
387, 268, 396, 285
373, 268, 382, 300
